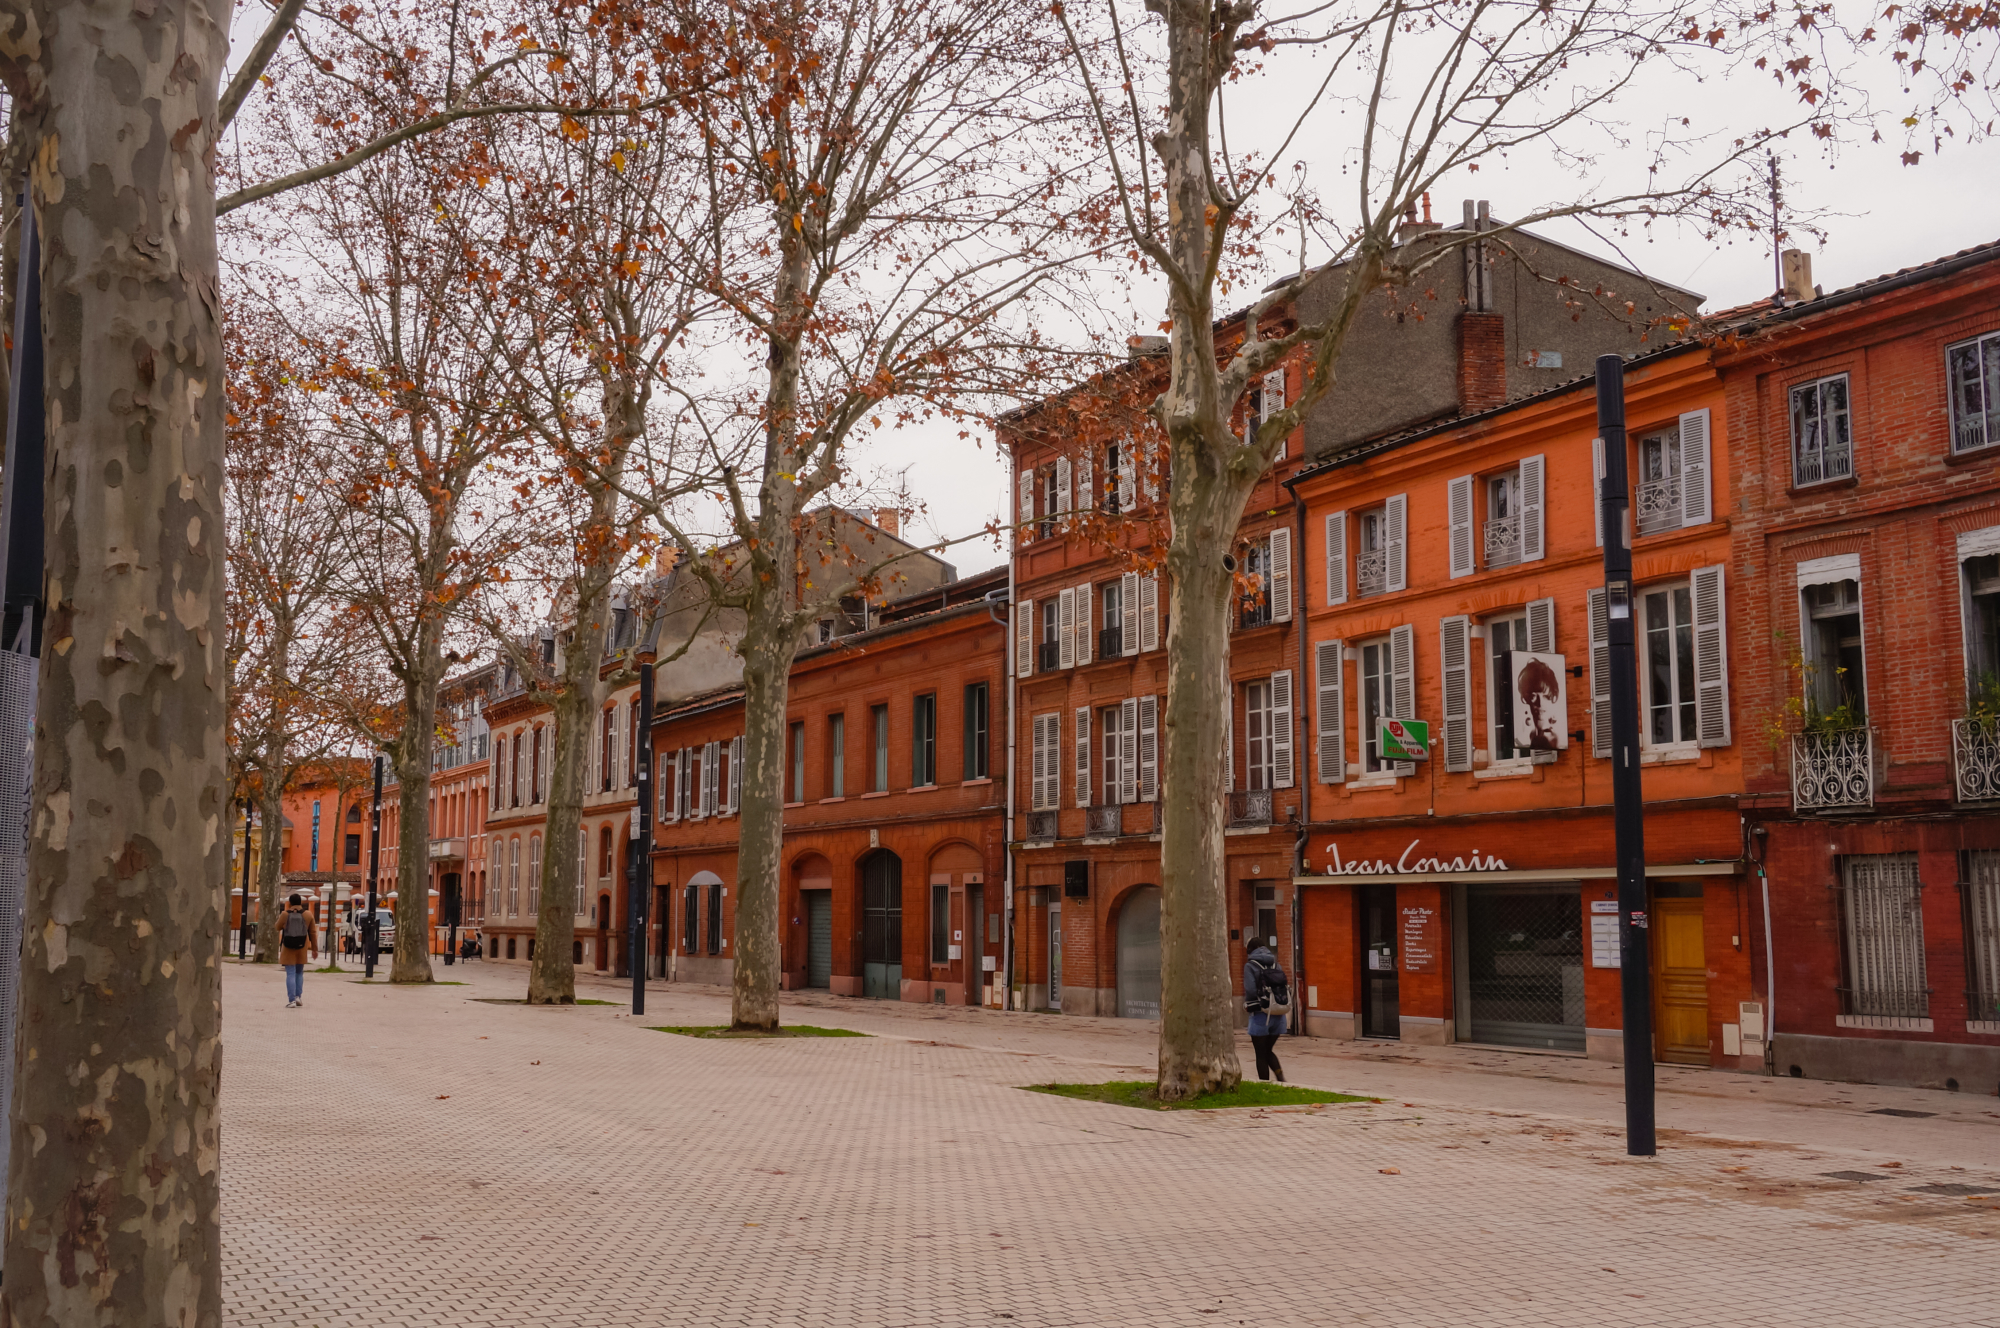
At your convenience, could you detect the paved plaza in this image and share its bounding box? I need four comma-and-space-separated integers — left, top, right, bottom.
226, 959, 2000, 1328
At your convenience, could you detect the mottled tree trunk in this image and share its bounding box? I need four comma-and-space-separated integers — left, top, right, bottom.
391, 701, 436, 984
0, 0, 231, 1320
730, 599, 799, 1031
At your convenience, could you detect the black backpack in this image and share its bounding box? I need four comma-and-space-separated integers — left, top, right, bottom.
282, 911, 309, 947
1258, 963, 1291, 1018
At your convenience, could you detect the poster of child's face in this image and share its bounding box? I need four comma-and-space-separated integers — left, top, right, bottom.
1510, 652, 1568, 750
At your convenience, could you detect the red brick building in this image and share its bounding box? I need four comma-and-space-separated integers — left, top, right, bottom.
1722, 243, 2000, 1092
647, 567, 1010, 1002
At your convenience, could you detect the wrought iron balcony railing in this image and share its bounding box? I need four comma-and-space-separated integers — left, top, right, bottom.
1086, 804, 1122, 837
1791, 728, 1875, 811
1793, 443, 1853, 487
1356, 549, 1388, 597
1636, 476, 1682, 535
1026, 810, 1058, 842
1482, 514, 1521, 568
1952, 718, 2000, 803
1098, 626, 1123, 657
1228, 788, 1273, 826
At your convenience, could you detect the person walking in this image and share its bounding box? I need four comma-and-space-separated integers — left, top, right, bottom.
279, 893, 317, 1007
1243, 940, 1291, 1083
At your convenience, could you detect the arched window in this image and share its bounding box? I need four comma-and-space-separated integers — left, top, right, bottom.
528, 835, 542, 916
508, 837, 521, 916
346, 804, 362, 823
598, 825, 614, 878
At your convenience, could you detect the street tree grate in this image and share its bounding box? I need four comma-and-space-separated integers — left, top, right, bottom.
1820, 1170, 1893, 1182
1907, 1182, 2000, 1196
1867, 1108, 1936, 1118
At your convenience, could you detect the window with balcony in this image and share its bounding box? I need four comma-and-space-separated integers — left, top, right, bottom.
827, 712, 847, 796
1948, 330, 2000, 454
1099, 579, 1124, 657
1240, 536, 1273, 628
1100, 703, 1125, 805
1957, 554, 2000, 802
962, 684, 988, 779
871, 704, 890, 792
1836, 853, 1929, 1028
1244, 681, 1275, 790
911, 693, 938, 787
1483, 470, 1522, 567
1040, 600, 1061, 672
1636, 427, 1683, 535
1802, 579, 1866, 724
1789, 374, 1852, 486
1357, 509, 1389, 597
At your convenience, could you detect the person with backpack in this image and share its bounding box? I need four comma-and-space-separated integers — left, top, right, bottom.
1243, 940, 1291, 1083
278, 893, 317, 1007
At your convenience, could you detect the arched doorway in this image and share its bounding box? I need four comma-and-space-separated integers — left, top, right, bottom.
860, 849, 903, 999
1116, 886, 1162, 1019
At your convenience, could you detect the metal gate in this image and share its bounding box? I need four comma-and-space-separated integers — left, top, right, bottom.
861, 851, 902, 998
806, 891, 832, 989
1116, 887, 1161, 1018
1459, 884, 1584, 1051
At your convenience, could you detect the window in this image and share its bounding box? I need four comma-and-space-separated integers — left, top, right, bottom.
344, 833, 361, 866
508, 838, 520, 916
600, 708, 616, 791
1029, 712, 1061, 810
1837, 853, 1928, 1024
528, 835, 542, 915
1099, 579, 1124, 657
1099, 703, 1124, 805
598, 825, 613, 878
871, 704, 889, 792
531, 727, 544, 803
1484, 471, 1521, 567
1642, 586, 1698, 746
1103, 441, 1122, 513
911, 694, 938, 787
1948, 330, 2000, 454
1486, 611, 1533, 761
962, 684, 988, 779
1360, 640, 1391, 773
1039, 464, 1059, 538
1802, 578, 1866, 722
1636, 427, 1682, 535
1964, 553, 2000, 684
1244, 681, 1275, 789
827, 712, 847, 796
1039, 600, 1060, 672
931, 884, 950, 965
1790, 374, 1852, 485
658, 751, 675, 822
511, 733, 523, 808
1356, 506, 1396, 596
683, 884, 698, 955
789, 722, 806, 803
707, 879, 723, 955
628, 701, 641, 787
716, 739, 733, 813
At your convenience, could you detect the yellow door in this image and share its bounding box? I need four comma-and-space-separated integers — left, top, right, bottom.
1653, 897, 1708, 1065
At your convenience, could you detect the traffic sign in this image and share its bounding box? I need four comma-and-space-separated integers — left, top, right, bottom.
1380, 718, 1429, 761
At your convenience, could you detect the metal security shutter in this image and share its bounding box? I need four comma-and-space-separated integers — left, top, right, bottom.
1440, 615, 1472, 772
1315, 639, 1344, 784
1838, 854, 1927, 1021
807, 892, 833, 989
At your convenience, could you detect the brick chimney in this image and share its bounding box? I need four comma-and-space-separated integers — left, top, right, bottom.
1458, 311, 1507, 413
874, 507, 901, 538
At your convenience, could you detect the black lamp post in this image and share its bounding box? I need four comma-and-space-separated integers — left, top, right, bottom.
239, 801, 253, 960
628, 660, 655, 1016
364, 756, 383, 979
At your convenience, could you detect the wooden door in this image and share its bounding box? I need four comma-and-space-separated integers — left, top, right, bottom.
1652, 897, 1708, 1065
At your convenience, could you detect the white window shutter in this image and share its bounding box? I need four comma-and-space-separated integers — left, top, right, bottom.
1019, 471, 1036, 541
1140, 573, 1160, 652
664, 754, 680, 824
1679, 409, 1713, 527
1269, 526, 1292, 622
1057, 588, 1076, 669
1385, 493, 1408, 593
1447, 475, 1475, 578
1270, 669, 1295, 788
1520, 454, 1546, 562
1015, 600, 1034, 677
1588, 589, 1612, 758
1137, 695, 1159, 802
1029, 716, 1044, 811
1122, 445, 1140, 508
729, 736, 743, 812
1389, 623, 1416, 776
1440, 615, 1472, 773
681, 747, 693, 819
1225, 677, 1235, 792
1262, 368, 1287, 457
1121, 572, 1140, 657
1315, 640, 1345, 784
689, 748, 705, 821
1078, 454, 1094, 512
1054, 456, 1072, 517
1324, 511, 1347, 605
1692, 565, 1730, 747
704, 739, 720, 817
1119, 697, 1139, 804
1075, 583, 1093, 666
1075, 707, 1092, 808
1526, 596, 1556, 655
1592, 437, 1606, 548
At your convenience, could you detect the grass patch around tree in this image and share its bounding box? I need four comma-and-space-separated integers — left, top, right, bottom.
348, 979, 468, 986
1024, 1080, 1372, 1111
647, 1024, 868, 1039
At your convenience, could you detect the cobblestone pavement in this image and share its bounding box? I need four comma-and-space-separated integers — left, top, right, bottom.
227, 959, 2000, 1328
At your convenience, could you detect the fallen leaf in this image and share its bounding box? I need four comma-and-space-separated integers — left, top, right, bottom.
1877, 1161, 1902, 1168
436, 1095, 450, 1100
419, 1235, 440, 1241
1379, 1167, 1401, 1175
531, 1060, 541, 1065
1721, 1166, 1748, 1173
744, 1222, 761, 1227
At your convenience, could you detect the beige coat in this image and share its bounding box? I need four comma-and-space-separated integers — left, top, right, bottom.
277, 907, 317, 965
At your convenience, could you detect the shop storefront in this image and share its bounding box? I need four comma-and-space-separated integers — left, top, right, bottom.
1294, 806, 1760, 1069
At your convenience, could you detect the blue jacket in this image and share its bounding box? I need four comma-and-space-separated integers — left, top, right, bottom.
1244, 945, 1289, 1037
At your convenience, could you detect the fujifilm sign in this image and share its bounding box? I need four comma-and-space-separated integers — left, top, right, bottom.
1317, 840, 1510, 877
